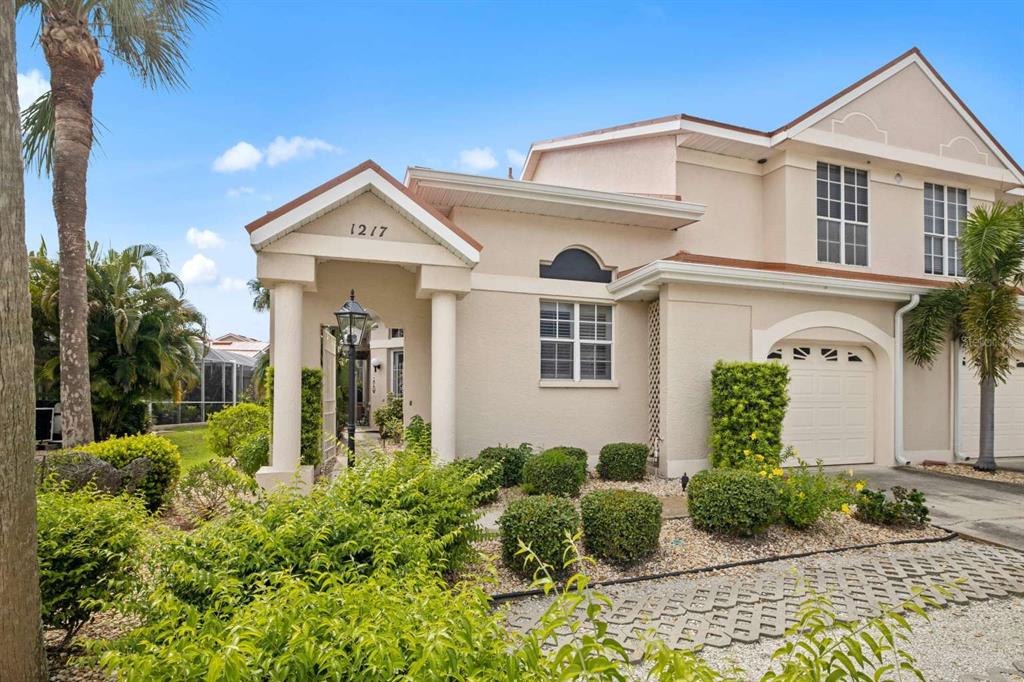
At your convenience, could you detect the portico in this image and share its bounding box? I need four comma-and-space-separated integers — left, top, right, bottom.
246, 161, 480, 491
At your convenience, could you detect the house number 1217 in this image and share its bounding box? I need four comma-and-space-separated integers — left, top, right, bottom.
351, 223, 388, 238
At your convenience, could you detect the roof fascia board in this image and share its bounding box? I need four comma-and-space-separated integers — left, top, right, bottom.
250, 168, 480, 264
608, 260, 934, 302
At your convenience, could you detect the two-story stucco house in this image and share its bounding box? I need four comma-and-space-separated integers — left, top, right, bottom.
247, 48, 1023, 489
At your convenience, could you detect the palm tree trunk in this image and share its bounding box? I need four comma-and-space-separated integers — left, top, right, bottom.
975, 376, 997, 472
41, 10, 103, 446
0, 0, 48, 677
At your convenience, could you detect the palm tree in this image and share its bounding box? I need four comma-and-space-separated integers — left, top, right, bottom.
904, 202, 1024, 472
1, 2, 47, 676
18, 0, 213, 446
248, 278, 269, 312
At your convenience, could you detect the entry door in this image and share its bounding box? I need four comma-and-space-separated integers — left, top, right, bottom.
960, 352, 1024, 459
322, 328, 339, 466
771, 344, 875, 466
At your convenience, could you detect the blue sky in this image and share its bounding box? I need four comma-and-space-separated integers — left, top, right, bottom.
14, 0, 1023, 340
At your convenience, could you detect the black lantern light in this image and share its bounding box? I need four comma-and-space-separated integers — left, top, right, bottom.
334, 289, 371, 457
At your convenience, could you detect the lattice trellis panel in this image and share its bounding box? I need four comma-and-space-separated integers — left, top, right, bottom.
647, 300, 661, 464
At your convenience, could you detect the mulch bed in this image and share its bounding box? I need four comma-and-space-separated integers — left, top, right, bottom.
913, 462, 1024, 487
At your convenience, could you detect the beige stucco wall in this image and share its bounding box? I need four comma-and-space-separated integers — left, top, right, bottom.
530, 136, 678, 196
903, 338, 954, 457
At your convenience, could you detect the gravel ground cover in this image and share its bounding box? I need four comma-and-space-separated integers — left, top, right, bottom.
461, 512, 948, 595
44, 612, 134, 681
913, 462, 1024, 486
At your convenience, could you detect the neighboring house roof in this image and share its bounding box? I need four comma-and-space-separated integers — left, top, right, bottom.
203, 347, 259, 367
213, 332, 260, 343
523, 47, 1023, 185
245, 160, 483, 262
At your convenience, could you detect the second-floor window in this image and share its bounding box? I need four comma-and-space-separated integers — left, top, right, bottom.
924, 183, 967, 277
540, 301, 612, 381
816, 162, 868, 267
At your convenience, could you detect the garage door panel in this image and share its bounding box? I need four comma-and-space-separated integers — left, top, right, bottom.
960, 352, 1024, 458
818, 376, 843, 396
816, 407, 842, 427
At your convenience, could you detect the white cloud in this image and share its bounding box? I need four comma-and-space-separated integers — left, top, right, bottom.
226, 186, 255, 199
218, 276, 248, 292
180, 253, 218, 285
213, 142, 264, 173
265, 136, 338, 167
507, 148, 527, 168
17, 69, 49, 112
186, 227, 225, 250
458, 146, 498, 171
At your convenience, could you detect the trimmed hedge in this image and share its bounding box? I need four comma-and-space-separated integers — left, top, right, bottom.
477, 444, 532, 488
522, 449, 586, 497
596, 442, 649, 481
78, 433, 181, 511
688, 468, 781, 536
709, 361, 789, 469
206, 403, 270, 460
498, 495, 580, 577
264, 366, 323, 466
544, 446, 588, 475
581, 490, 661, 566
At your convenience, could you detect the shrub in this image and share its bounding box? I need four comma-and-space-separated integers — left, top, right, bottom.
373, 393, 404, 443
522, 449, 586, 497
581, 490, 661, 566
404, 415, 431, 456
37, 487, 148, 646
206, 403, 270, 460
175, 460, 258, 524
854, 486, 929, 527
499, 496, 580, 577
688, 468, 781, 536
264, 365, 323, 467
78, 433, 181, 511
446, 457, 501, 505
234, 431, 270, 476
477, 443, 532, 488
596, 442, 649, 481
779, 460, 856, 529
709, 360, 790, 469
544, 446, 588, 475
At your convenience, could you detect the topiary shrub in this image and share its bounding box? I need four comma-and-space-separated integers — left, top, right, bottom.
477, 443, 532, 488
373, 393, 404, 443
206, 402, 270, 460
264, 366, 323, 466
522, 449, 586, 497
544, 446, 588, 475
596, 442, 649, 481
37, 486, 148, 647
499, 495, 580, 577
234, 431, 270, 476
709, 360, 790, 469
581, 490, 661, 566
175, 460, 258, 524
688, 468, 781, 536
77, 433, 181, 511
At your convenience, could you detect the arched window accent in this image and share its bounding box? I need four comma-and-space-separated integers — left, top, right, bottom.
540, 248, 612, 283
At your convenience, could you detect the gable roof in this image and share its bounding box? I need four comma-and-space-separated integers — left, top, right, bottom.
523, 48, 1023, 184
245, 160, 482, 264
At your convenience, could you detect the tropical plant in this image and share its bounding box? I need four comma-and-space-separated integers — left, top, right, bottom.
174, 459, 257, 524
247, 278, 269, 312
0, 5, 47, 676
18, 0, 214, 447
30, 240, 206, 439
904, 202, 1024, 471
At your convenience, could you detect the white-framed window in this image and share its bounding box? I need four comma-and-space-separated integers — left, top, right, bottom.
924, 183, 967, 277
390, 349, 404, 396
540, 301, 612, 381
389, 328, 404, 339
816, 162, 869, 266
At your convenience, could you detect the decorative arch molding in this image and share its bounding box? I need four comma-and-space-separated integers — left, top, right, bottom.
939, 135, 989, 165
830, 111, 888, 145
540, 246, 613, 283
752, 310, 893, 362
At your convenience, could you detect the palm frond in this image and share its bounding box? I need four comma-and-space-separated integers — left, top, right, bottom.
21, 90, 54, 175
960, 202, 1022, 283
903, 285, 967, 367
960, 284, 1024, 384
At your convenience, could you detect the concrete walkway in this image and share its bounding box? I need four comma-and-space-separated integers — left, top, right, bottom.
851, 466, 1024, 551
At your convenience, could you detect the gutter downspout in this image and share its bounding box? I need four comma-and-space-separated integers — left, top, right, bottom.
894, 295, 920, 465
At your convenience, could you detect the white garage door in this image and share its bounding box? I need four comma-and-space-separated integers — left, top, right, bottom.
960, 352, 1024, 459
769, 344, 875, 466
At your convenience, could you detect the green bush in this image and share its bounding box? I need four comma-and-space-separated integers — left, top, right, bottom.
688, 468, 781, 536
522, 449, 586, 497
855, 486, 929, 527
175, 460, 258, 524
596, 442, 649, 481
373, 392, 404, 443
404, 415, 431, 456
499, 495, 580, 577
544, 446, 588, 475
477, 443, 532, 488
581, 490, 661, 566
709, 360, 790, 469
447, 457, 501, 505
206, 402, 270, 460
264, 366, 323, 466
780, 460, 855, 529
37, 487, 148, 645
234, 431, 270, 476
78, 433, 181, 511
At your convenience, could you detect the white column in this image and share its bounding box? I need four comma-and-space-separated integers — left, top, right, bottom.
256, 281, 313, 492
430, 291, 457, 462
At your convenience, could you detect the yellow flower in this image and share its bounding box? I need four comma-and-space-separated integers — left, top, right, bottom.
772, 468, 784, 477
758, 470, 767, 477
855, 482, 865, 492
797, 491, 805, 499
755, 454, 764, 462
841, 503, 851, 515
743, 449, 752, 456
750, 431, 759, 440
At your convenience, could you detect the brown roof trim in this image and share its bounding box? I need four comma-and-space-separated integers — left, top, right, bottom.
620, 250, 952, 290
244, 159, 483, 252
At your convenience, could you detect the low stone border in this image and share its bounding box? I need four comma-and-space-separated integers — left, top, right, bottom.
898, 464, 1024, 494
